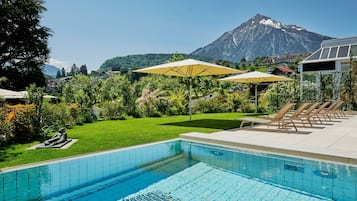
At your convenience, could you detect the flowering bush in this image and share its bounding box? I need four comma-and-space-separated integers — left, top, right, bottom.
6, 104, 36, 142
0, 106, 14, 145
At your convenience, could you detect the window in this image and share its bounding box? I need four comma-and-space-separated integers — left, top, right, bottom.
350, 45, 357, 56
303, 61, 335, 72
306, 49, 322, 61
321, 48, 329, 59
329, 47, 338, 58
338, 46, 349, 58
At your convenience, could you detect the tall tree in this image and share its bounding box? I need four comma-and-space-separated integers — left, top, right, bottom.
79, 64, 88, 75
56, 70, 61, 79
0, 0, 51, 90
61, 67, 66, 77
70, 64, 78, 76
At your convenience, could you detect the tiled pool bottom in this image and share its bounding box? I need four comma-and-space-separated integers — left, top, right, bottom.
122, 162, 330, 201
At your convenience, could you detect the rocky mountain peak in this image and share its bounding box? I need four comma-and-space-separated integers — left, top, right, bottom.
192, 14, 332, 62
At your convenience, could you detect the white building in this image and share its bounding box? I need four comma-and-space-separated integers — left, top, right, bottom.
299, 37, 357, 101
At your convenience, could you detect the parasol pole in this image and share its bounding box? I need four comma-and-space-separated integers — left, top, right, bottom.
255, 84, 258, 113
189, 77, 192, 121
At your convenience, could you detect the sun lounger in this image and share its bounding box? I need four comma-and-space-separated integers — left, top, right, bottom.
239, 103, 296, 131
286, 102, 312, 127
333, 101, 346, 117
305, 102, 330, 124
324, 101, 346, 118
318, 101, 340, 120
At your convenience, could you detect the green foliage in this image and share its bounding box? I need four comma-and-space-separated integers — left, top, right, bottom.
240, 64, 268, 72
62, 74, 101, 109
11, 109, 34, 143
100, 54, 174, 72
193, 95, 228, 113
0, 77, 7, 87
0, 106, 14, 145
99, 100, 126, 120
225, 91, 250, 112
99, 53, 214, 72
168, 53, 185, 62
100, 75, 135, 115
68, 104, 81, 125
25, 84, 44, 138
135, 86, 167, 117
61, 68, 66, 77
41, 102, 70, 132
258, 91, 270, 112
69, 64, 78, 76
240, 100, 255, 113
0, 113, 247, 168
167, 89, 188, 115
263, 82, 298, 111
0, 0, 51, 90
79, 64, 88, 75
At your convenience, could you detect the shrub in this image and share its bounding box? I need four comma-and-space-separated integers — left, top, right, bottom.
167, 89, 188, 115
41, 102, 71, 132
239, 99, 255, 113
68, 103, 81, 125
226, 91, 249, 112
193, 95, 228, 113
11, 109, 34, 142
25, 84, 44, 138
135, 87, 167, 117
82, 109, 96, 123
0, 106, 14, 145
99, 100, 126, 120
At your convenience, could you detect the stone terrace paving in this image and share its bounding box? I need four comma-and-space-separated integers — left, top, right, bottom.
180, 114, 357, 166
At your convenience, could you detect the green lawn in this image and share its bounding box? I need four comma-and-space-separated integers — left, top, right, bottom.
0, 112, 247, 169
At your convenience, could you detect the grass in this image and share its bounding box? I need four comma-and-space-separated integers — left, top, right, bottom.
0, 112, 247, 169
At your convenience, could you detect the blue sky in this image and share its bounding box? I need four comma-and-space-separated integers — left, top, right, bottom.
42, 0, 357, 71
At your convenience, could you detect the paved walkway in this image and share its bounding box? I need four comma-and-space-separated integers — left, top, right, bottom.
180, 115, 357, 165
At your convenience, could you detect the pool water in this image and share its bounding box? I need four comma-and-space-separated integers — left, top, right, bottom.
1, 140, 356, 201
121, 161, 330, 201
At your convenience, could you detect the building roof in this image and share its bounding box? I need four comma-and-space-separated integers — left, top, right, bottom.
301, 36, 357, 64
276, 66, 294, 73
0, 88, 27, 99
0, 88, 56, 100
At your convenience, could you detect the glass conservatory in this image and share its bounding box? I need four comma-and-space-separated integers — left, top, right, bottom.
299, 37, 357, 102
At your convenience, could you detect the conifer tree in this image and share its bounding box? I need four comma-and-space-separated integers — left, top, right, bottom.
0, 0, 51, 90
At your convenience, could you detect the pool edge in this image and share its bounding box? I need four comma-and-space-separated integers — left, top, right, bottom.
180, 133, 357, 166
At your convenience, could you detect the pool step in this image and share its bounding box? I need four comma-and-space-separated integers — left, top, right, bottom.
45, 154, 194, 200
120, 191, 181, 201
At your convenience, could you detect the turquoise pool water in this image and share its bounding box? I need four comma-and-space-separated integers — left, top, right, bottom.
1, 140, 356, 200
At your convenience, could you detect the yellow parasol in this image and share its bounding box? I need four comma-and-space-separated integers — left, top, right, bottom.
219, 71, 292, 113
134, 59, 243, 120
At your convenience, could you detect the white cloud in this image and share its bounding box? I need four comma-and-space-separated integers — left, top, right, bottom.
46, 58, 70, 71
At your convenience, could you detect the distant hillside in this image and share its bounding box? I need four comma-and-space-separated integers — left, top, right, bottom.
99, 53, 216, 72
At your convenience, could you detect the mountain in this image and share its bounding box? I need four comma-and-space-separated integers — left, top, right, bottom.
43, 64, 61, 77
192, 14, 333, 62
99, 53, 216, 71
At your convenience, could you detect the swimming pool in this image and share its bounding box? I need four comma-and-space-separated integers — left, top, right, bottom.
1, 139, 356, 200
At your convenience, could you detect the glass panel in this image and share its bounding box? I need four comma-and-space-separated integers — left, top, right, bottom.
338, 46, 349, 57
321, 48, 329, 59
350, 45, 357, 56
329, 47, 338, 58
306, 49, 322, 61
